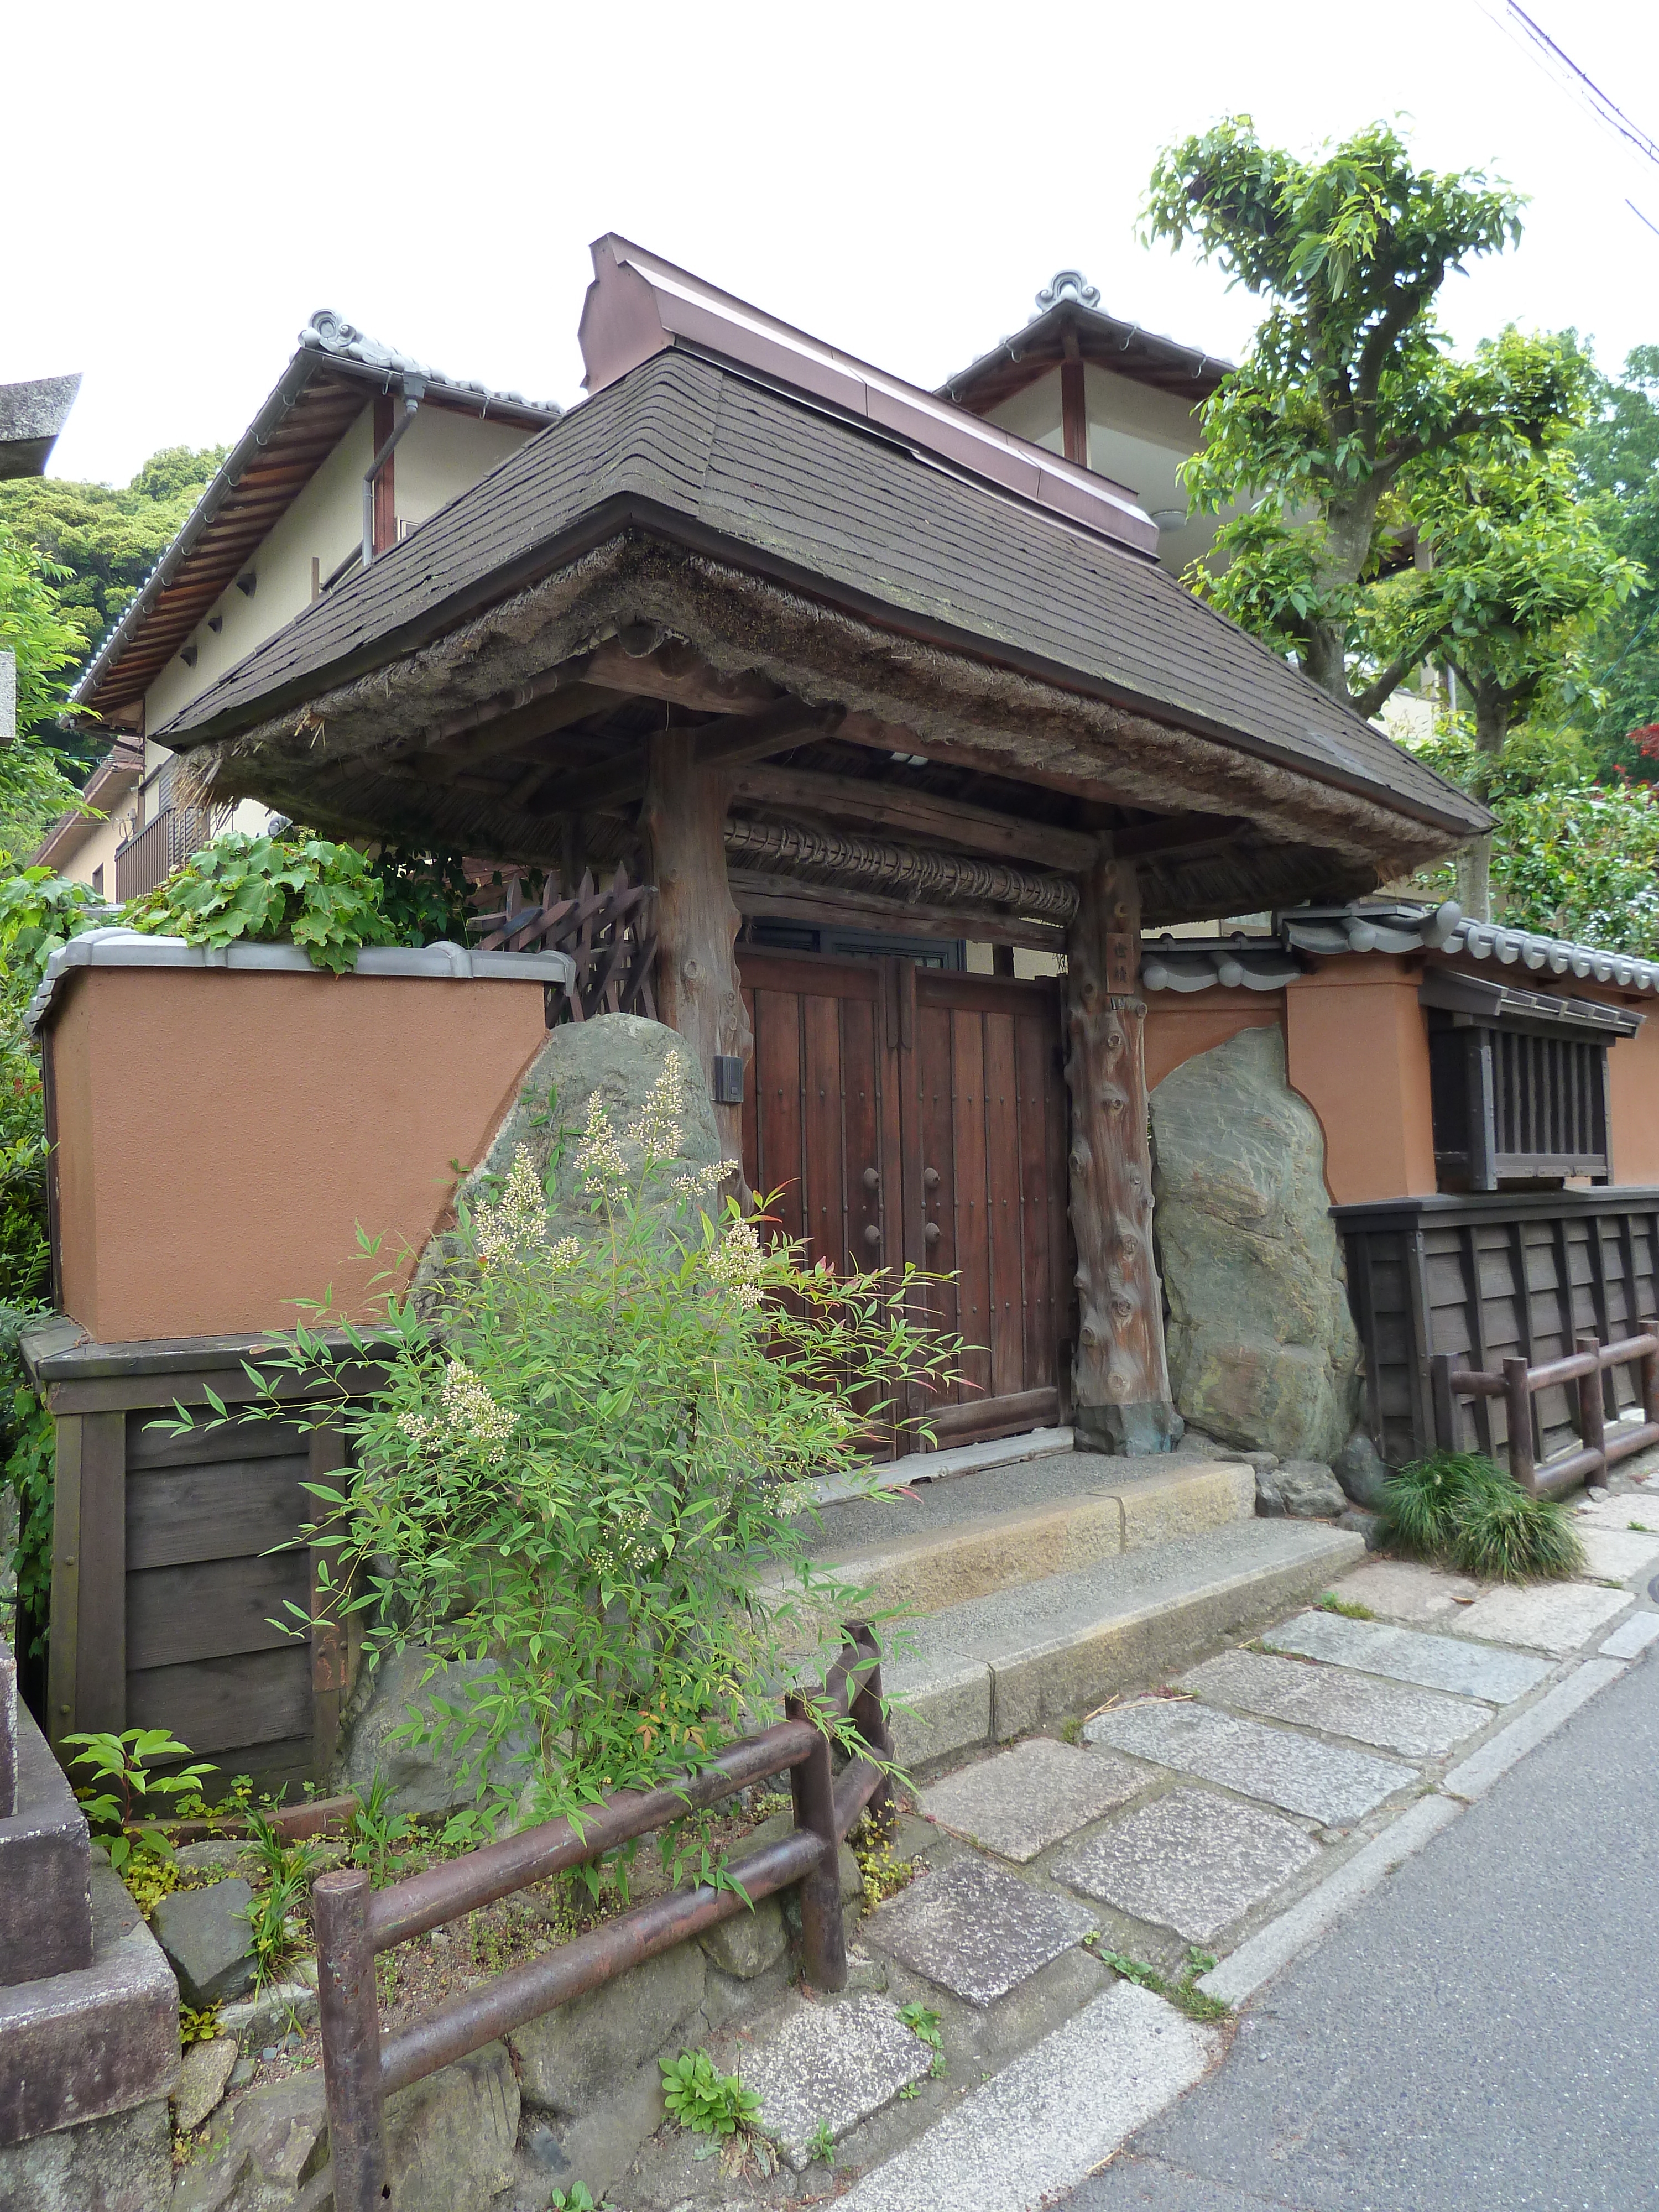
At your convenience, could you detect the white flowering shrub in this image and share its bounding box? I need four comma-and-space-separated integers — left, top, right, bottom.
208, 1051, 961, 1841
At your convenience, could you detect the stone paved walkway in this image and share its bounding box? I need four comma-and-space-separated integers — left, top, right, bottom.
618, 1472, 1659, 2208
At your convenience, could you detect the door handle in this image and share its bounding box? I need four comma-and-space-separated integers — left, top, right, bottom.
863, 1223, 882, 1248
862, 1166, 881, 1191
924, 1222, 941, 1245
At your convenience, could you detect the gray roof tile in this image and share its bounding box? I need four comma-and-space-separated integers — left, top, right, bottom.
161, 352, 1480, 833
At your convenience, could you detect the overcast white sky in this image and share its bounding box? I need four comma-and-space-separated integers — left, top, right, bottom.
9, 0, 1659, 487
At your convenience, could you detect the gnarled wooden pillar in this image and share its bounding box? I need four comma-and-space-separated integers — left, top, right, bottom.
642, 728, 751, 1159
1065, 850, 1178, 1453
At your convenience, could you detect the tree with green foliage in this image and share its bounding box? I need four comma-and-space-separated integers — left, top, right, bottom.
1142, 118, 1583, 710
1366, 446, 1641, 914
0, 444, 226, 687
0, 523, 93, 854
1407, 719, 1659, 953
1573, 346, 1659, 772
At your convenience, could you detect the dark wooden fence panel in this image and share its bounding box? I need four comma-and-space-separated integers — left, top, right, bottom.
1337, 1190, 1659, 1469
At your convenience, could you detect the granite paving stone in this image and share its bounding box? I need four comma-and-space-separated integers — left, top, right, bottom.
919, 1736, 1153, 1862
1576, 1526, 1659, 1583
836, 1981, 1218, 2212
736, 1992, 934, 2169
1453, 1580, 1630, 1656
1176, 1647, 1491, 1757
1052, 1786, 1319, 1941
1601, 1611, 1659, 1659
1264, 1609, 1554, 1702
1327, 1560, 1481, 1621
1572, 1490, 1659, 1532
1083, 1699, 1416, 1824
863, 1854, 1095, 2006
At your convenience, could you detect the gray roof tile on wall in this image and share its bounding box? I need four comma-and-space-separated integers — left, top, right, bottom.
161, 351, 1477, 830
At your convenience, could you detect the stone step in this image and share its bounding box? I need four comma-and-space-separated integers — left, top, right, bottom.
800, 1455, 1256, 1626
881, 1518, 1366, 1769
0, 1685, 92, 1987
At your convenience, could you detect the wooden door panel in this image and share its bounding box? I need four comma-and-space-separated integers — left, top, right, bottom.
1016, 1008, 1058, 1391
737, 948, 1067, 1455
983, 1011, 1025, 1400
950, 1008, 993, 1406
915, 999, 961, 1402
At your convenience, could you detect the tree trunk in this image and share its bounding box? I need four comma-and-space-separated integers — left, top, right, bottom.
1301, 618, 1352, 705
641, 730, 751, 1161
1064, 852, 1179, 1454
1453, 671, 1514, 926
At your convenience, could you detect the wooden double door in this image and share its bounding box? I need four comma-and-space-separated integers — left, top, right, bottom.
739, 949, 1072, 1454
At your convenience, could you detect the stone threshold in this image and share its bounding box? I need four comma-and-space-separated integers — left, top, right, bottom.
812, 1424, 1076, 1505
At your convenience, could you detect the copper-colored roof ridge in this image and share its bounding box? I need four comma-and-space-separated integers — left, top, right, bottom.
578, 233, 1159, 559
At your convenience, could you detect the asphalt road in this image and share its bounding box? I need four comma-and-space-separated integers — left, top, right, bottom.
1066, 1647, 1659, 2212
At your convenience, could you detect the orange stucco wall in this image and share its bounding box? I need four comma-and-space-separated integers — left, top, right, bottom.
47, 966, 550, 1343
1144, 958, 1439, 1205
1283, 956, 1439, 1203
1608, 1008, 1659, 1182
1143, 997, 1284, 1093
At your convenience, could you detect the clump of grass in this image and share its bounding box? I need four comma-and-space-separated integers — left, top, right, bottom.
1089, 1939, 1232, 2023
1376, 1452, 1585, 1584
1317, 1592, 1377, 1620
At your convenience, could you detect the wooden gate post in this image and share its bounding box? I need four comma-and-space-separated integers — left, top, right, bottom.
1064, 850, 1178, 1453
643, 729, 752, 1160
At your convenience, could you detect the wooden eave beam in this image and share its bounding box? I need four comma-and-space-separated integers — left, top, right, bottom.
581, 638, 782, 716
1112, 812, 1249, 860
728, 869, 1065, 952
728, 761, 1101, 873
524, 699, 844, 820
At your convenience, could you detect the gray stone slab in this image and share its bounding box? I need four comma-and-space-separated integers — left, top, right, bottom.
1264, 1609, 1553, 1702
0, 1860, 178, 2146
1572, 1491, 1659, 1531
1052, 1786, 1319, 1941
152, 1878, 257, 2008
864, 1854, 1095, 2006
1577, 1527, 1659, 1583
738, 1992, 934, 2169
1329, 1559, 1481, 1621
1454, 1581, 1630, 1656
1601, 1611, 1659, 1660
1083, 1699, 1415, 1824
837, 1981, 1218, 2212
919, 1737, 1152, 1862
1177, 1647, 1490, 1757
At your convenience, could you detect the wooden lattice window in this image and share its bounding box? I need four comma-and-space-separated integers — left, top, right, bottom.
1423, 969, 1640, 1191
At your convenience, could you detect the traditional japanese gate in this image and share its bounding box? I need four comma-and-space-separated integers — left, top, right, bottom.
739, 949, 1072, 1454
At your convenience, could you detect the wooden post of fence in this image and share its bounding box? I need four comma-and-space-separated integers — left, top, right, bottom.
1574, 1334, 1607, 1482
1429, 1354, 1457, 1453
1503, 1355, 1537, 1495
313, 1869, 386, 2212
1641, 1319, 1659, 1431
846, 1623, 895, 1840
784, 1692, 848, 1994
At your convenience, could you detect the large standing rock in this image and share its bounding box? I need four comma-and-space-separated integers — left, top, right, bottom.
1151, 1026, 1361, 1464
423, 1013, 726, 1288
336, 1645, 534, 1820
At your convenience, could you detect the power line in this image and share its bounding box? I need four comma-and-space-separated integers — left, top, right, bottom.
1500, 4, 1659, 171
1471, 1, 1659, 238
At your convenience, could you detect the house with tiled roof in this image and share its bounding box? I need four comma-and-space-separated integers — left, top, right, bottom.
44, 314, 561, 895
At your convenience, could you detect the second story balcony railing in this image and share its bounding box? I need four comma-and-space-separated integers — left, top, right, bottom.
114, 802, 232, 903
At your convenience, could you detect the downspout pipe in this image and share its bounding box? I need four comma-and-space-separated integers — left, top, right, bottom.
362, 375, 426, 568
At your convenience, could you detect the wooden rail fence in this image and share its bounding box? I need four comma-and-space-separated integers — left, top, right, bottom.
308, 1624, 891, 2212
1430, 1325, 1659, 1496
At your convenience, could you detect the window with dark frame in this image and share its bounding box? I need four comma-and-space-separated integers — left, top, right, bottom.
1422, 968, 1641, 1192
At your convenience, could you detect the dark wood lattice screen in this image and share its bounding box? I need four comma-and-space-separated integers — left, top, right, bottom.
469, 863, 658, 1022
